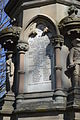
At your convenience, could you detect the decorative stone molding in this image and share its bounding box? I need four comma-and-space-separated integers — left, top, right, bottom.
5, 0, 80, 19
59, 5, 80, 37
17, 41, 29, 52
68, 5, 78, 16
51, 35, 64, 46
20, 15, 59, 44
0, 26, 21, 38
0, 26, 21, 51
17, 41, 29, 94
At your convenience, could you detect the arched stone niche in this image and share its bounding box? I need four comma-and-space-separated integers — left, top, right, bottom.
23, 15, 58, 92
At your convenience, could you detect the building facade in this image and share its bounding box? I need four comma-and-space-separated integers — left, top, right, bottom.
0, 0, 80, 120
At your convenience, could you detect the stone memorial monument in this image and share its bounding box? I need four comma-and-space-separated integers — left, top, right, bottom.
1, 1, 80, 120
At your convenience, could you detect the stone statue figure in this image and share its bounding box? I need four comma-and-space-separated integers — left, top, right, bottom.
68, 38, 80, 87
6, 54, 14, 92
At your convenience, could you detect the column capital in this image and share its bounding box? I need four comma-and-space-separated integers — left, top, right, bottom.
51, 35, 64, 46
17, 40, 29, 52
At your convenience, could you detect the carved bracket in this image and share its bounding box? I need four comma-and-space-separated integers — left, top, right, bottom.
17, 41, 29, 52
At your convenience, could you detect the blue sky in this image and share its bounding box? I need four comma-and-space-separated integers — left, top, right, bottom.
0, 0, 8, 98
0, 0, 10, 31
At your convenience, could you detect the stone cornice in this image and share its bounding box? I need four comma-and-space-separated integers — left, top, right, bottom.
5, 0, 80, 18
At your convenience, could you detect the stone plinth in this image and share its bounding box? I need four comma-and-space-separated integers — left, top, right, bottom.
1, 93, 15, 114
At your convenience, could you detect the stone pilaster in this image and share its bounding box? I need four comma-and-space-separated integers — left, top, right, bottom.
17, 40, 29, 93
51, 35, 66, 103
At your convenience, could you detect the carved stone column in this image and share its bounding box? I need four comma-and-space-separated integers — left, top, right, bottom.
51, 35, 66, 103
17, 41, 29, 93
54, 36, 63, 89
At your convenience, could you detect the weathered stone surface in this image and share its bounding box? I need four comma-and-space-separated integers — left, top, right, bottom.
0, 26, 21, 38
5, 0, 80, 19
16, 101, 66, 113
1, 93, 15, 114
18, 114, 64, 120
59, 5, 80, 36
1, 0, 80, 120
0, 26, 21, 51
24, 33, 54, 92
60, 45, 71, 89
16, 92, 66, 113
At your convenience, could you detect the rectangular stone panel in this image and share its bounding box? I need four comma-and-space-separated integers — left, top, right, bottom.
24, 35, 54, 92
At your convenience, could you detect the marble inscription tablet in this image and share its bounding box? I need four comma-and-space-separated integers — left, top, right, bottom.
24, 35, 54, 92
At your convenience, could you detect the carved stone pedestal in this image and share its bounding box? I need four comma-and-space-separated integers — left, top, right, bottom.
2, 93, 15, 114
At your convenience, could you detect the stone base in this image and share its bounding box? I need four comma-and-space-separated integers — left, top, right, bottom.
1, 92, 15, 114
15, 91, 66, 114
67, 87, 80, 108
